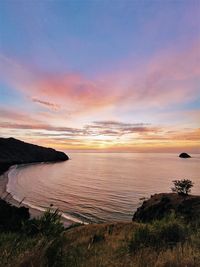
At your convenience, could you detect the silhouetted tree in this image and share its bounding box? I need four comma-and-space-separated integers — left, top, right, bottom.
172, 179, 194, 195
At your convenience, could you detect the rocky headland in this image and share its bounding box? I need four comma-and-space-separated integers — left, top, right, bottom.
0, 137, 69, 175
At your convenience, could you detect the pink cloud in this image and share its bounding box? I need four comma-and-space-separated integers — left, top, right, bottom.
0, 42, 199, 116
30, 74, 116, 109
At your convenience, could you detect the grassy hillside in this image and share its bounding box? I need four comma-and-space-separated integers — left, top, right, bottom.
0, 205, 200, 267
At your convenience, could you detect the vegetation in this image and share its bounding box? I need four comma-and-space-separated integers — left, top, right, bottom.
0, 204, 200, 267
0, 203, 67, 267
172, 179, 194, 195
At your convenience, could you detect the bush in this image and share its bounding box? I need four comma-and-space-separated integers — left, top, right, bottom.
171, 179, 194, 195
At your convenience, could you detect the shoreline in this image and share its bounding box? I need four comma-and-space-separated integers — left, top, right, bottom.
0, 165, 76, 228
0, 166, 45, 218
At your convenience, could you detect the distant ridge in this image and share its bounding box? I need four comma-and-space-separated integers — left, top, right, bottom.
0, 137, 69, 174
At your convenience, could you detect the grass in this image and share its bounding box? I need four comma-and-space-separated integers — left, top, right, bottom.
0, 232, 43, 267
129, 214, 187, 251
60, 218, 200, 267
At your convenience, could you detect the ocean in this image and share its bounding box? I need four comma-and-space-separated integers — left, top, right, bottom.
6, 153, 200, 224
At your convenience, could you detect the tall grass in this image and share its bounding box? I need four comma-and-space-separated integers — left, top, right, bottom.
129, 214, 187, 252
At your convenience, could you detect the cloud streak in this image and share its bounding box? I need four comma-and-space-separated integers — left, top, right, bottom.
32, 97, 60, 110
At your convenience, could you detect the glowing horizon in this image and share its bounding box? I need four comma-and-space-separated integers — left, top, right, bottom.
0, 1, 199, 153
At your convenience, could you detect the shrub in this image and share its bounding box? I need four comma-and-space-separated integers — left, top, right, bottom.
171, 179, 194, 195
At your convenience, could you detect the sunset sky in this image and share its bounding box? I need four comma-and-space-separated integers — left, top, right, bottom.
0, 0, 199, 153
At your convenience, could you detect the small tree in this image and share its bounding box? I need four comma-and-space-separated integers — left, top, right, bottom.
171, 179, 194, 195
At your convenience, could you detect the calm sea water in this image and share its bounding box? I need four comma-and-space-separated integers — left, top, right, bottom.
7, 153, 200, 224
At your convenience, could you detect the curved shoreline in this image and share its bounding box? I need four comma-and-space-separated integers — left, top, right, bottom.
0, 165, 46, 219
0, 164, 85, 227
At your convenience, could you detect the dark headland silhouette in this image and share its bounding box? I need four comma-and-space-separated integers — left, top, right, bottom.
0, 137, 69, 175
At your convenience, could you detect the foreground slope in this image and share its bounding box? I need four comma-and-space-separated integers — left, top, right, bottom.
1, 192, 200, 267
1, 218, 200, 267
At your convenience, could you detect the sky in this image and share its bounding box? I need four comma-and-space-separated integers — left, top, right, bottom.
0, 0, 200, 153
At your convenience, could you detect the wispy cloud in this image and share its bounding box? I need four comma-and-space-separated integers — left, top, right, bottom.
84, 121, 156, 137
92, 121, 150, 127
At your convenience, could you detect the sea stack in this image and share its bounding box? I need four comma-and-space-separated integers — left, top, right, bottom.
179, 152, 191, 158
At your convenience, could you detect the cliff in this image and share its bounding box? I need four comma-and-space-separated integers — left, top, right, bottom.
0, 137, 69, 174
132, 193, 200, 222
